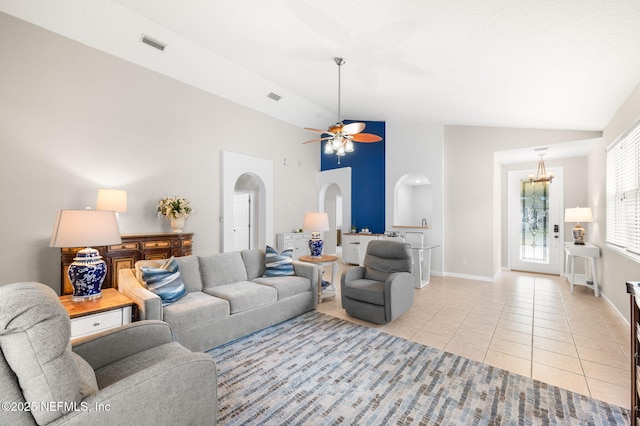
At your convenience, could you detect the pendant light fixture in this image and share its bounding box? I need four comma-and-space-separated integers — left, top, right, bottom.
529, 150, 554, 184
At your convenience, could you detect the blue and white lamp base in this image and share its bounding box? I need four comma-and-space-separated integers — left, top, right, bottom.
309, 232, 324, 258
68, 247, 107, 302
572, 224, 586, 245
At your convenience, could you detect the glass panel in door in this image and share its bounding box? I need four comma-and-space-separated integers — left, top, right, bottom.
519, 181, 549, 264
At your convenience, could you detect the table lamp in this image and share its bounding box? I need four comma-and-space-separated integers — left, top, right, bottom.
50, 209, 122, 301
303, 212, 330, 258
564, 207, 593, 245
97, 188, 127, 212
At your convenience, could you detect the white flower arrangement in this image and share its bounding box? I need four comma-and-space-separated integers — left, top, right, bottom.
157, 196, 192, 220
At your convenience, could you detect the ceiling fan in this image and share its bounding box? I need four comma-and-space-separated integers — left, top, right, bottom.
303, 57, 382, 162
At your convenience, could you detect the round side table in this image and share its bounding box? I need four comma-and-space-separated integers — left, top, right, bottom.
298, 255, 338, 302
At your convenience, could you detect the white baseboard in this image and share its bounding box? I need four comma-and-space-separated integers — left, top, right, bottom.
442, 271, 494, 282
600, 291, 630, 327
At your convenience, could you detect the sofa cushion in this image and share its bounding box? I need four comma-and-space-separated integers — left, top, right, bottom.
141, 257, 188, 306
252, 276, 311, 300
204, 282, 277, 314
200, 252, 248, 289
162, 292, 230, 332
241, 248, 265, 280
343, 279, 386, 305
263, 246, 295, 277
174, 255, 203, 292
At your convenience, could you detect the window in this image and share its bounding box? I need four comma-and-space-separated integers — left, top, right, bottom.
606, 120, 640, 256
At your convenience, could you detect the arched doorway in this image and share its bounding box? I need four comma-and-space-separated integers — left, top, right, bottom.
321, 183, 342, 256
221, 151, 273, 252
233, 173, 261, 251
318, 168, 352, 256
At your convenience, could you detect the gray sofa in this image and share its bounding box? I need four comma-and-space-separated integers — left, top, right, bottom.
118, 248, 319, 352
0, 282, 217, 426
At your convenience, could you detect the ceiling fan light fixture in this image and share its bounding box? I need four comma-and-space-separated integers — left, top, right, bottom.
301, 57, 382, 160
332, 135, 343, 150
324, 141, 334, 154
345, 139, 354, 152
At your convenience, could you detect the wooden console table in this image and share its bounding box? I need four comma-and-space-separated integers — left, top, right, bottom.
59, 232, 193, 295
626, 281, 640, 422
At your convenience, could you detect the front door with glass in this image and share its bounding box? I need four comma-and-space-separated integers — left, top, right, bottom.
508, 168, 563, 274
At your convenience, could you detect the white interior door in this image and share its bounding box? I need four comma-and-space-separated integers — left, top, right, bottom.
508, 168, 563, 274
233, 192, 251, 251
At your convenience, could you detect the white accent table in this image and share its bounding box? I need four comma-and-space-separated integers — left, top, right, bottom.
411, 245, 440, 288
564, 242, 600, 297
299, 255, 338, 303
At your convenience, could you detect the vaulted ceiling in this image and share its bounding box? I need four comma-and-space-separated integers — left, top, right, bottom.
3, 0, 640, 132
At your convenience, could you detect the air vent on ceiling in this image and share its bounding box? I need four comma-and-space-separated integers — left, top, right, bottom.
267, 92, 282, 101
141, 34, 166, 51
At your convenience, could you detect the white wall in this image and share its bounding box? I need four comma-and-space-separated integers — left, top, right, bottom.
386, 121, 444, 275
588, 81, 640, 322
444, 126, 602, 280
0, 13, 319, 293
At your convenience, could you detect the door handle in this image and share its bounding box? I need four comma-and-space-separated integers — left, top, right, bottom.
553, 224, 559, 233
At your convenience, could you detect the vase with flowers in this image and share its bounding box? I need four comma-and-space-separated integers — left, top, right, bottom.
157, 196, 192, 233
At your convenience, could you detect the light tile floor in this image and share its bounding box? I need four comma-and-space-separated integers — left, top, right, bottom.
316, 264, 630, 409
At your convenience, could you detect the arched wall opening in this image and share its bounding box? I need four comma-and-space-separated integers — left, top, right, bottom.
393, 172, 432, 227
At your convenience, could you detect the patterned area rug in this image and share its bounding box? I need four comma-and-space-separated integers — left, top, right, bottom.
207, 312, 629, 425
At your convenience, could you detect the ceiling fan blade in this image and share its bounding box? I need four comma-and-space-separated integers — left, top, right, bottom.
302, 137, 331, 144
342, 122, 366, 135
350, 133, 383, 142
304, 127, 333, 135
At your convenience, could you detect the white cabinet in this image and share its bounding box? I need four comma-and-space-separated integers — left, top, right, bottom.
358, 235, 380, 266
276, 233, 311, 259
342, 234, 360, 265
342, 233, 383, 265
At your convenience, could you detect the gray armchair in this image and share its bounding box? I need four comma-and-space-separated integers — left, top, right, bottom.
0, 282, 217, 426
341, 240, 414, 324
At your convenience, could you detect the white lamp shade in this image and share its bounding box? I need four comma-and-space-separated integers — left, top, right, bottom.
302, 212, 330, 232
564, 207, 593, 223
97, 188, 127, 212
50, 209, 122, 248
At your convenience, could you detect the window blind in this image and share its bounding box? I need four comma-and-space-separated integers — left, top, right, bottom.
606, 121, 640, 256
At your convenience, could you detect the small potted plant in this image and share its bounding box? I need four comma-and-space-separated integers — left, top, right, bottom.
157, 196, 192, 232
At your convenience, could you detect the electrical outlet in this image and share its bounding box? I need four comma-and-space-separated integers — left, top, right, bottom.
461, 257, 467, 265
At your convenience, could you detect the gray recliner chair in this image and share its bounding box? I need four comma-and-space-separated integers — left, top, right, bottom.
0, 282, 217, 426
341, 240, 414, 324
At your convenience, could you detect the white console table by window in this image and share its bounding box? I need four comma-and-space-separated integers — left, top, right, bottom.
564, 242, 600, 297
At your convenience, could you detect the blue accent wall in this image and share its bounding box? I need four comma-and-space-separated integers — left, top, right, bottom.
320, 120, 385, 234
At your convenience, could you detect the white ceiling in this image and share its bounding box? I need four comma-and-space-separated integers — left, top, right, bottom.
3, 0, 640, 133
